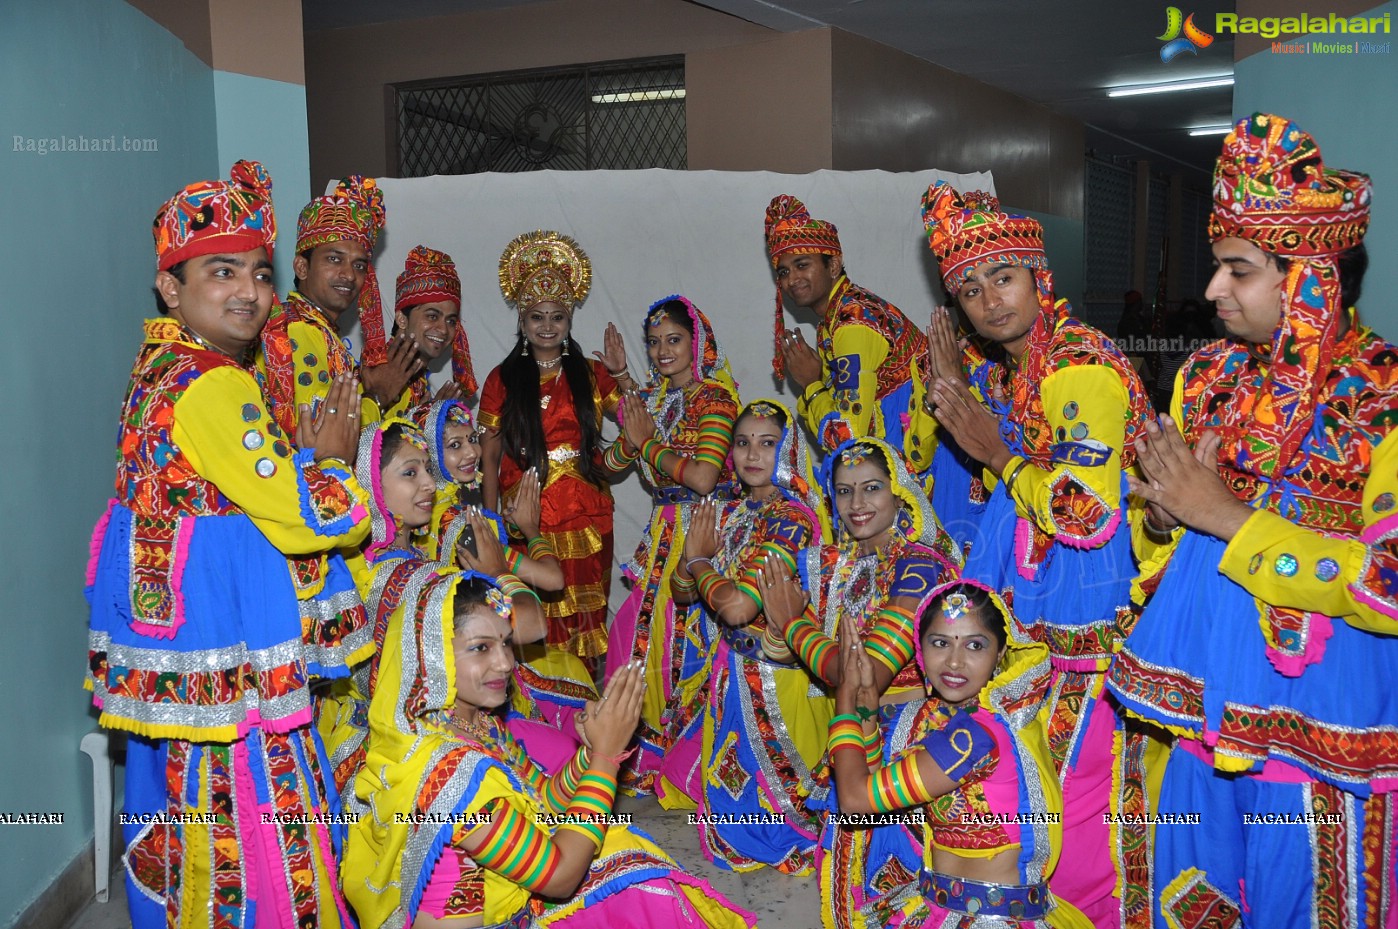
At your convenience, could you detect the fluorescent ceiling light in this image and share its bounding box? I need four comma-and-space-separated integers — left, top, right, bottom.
1108, 76, 1234, 97
1188, 126, 1233, 137
591, 88, 686, 104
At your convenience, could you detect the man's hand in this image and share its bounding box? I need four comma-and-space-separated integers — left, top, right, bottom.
297, 374, 361, 464
361, 334, 423, 408
780, 329, 823, 390
1128, 416, 1252, 542
928, 377, 1012, 473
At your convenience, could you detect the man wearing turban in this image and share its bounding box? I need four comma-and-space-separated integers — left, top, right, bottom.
1109, 114, 1397, 929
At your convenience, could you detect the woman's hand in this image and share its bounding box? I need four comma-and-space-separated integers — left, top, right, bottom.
455, 508, 509, 576
835, 614, 878, 718
592, 322, 629, 376
756, 550, 807, 636
507, 468, 543, 538
298, 374, 361, 465
620, 392, 656, 452
683, 498, 720, 562
580, 661, 645, 760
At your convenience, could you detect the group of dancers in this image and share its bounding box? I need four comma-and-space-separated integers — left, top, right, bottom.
87, 111, 1396, 929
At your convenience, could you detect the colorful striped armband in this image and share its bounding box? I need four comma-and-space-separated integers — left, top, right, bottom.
864, 725, 883, 768
696, 567, 728, 604
603, 439, 639, 471
867, 754, 933, 813
463, 800, 561, 890
692, 414, 735, 470
541, 746, 590, 813
828, 717, 866, 755
640, 438, 669, 474
865, 604, 916, 674
526, 536, 556, 562
786, 614, 835, 676
506, 547, 526, 575
557, 770, 617, 850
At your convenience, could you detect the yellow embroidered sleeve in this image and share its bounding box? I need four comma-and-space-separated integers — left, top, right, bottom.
1217, 429, 1398, 636
799, 323, 890, 452
1002, 365, 1130, 546
174, 366, 370, 555
288, 319, 380, 424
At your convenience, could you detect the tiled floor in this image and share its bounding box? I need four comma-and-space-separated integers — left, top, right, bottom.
66, 795, 822, 929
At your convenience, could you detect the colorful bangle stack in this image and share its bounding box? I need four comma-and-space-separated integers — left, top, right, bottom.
496, 573, 540, 604
862, 722, 882, 767
604, 440, 639, 471
760, 624, 794, 663
506, 548, 525, 575
828, 715, 866, 755
640, 437, 688, 483
786, 615, 833, 673
696, 569, 727, 604
557, 770, 617, 851
671, 572, 697, 594
868, 754, 932, 813
526, 536, 556, 561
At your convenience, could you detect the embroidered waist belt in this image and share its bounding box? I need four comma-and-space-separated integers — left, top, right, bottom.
920, 870, 1051, 920
547, 446, 581, 464
721, 625, 797, 668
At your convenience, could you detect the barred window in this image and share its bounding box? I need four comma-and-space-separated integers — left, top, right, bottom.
393, 57, 686, 176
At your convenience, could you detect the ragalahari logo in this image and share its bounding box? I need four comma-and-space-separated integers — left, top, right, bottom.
1159, 7, 1215, 61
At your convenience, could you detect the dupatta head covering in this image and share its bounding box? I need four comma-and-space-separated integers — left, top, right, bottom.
416, 399, 478, 491
153, 160, 276, 270
910, 578, 1052, 720
296, 175, 390, 362
764, 194, 842, 379
734, 398, 831, 541
355, 417, 430, 560
1206, 112, 1372, 481
393, 245, 477, 397
352, 566, 535, 926
820, 436, 950, 555
642, 294, 738, 399
498, 231, 591, 313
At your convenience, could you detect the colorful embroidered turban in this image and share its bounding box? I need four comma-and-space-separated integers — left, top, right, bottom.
1205, 113, 1372, 483
498, 231, 591, 312
298, 176, 390, 363
765, 195, 843, 378
394, 245, 476, 397
1208, 113, 1370, 258
643, 295, 737, 397
153, 160, 276, 271
355, 417, 428, 560
921, 182, 1047, 291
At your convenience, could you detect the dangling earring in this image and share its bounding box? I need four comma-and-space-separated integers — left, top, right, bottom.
561, 338, 570, 357
519, 329, 529, 357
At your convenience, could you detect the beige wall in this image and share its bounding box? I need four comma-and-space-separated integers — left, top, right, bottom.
125, 0, 304, 83
687, 30, 833, 173
829, 30, 1083, 219
305, 0, 771, 187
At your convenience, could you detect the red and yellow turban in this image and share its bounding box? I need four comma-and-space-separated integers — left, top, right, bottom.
152, 160, 275, 271
921, 182, 1047, 292
1206, 113, 1372, 481
498, 231, 591, 312
393, 245, 476, 397
764, 194, 843, 378
297, 176, 390, 363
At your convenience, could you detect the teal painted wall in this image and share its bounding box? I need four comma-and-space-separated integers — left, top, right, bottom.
1233, 1, 1397, 341
213, 70, 312, 289
0, 0, 218, 922
1021, 208, 1087, 314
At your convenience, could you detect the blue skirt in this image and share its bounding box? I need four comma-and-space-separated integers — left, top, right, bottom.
962, 477, 1137, 668
1108, 529, 1398, 795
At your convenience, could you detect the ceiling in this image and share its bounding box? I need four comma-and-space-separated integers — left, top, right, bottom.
303, 0, 1238, 181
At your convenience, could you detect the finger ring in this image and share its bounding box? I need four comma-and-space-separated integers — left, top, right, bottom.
328, 408, 338, 415
349, 413, 358, 419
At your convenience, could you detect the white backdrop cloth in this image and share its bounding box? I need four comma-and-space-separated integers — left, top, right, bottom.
340, 167, 994, 609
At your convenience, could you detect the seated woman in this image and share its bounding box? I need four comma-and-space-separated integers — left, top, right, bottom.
762, 437, 960, 929
318, 419, 554, 806
604, 296, 739, 792
666, 398, 830, 871
342, 571, 756, 929
819, 580, 1091, 928
417, 399, 597, 772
